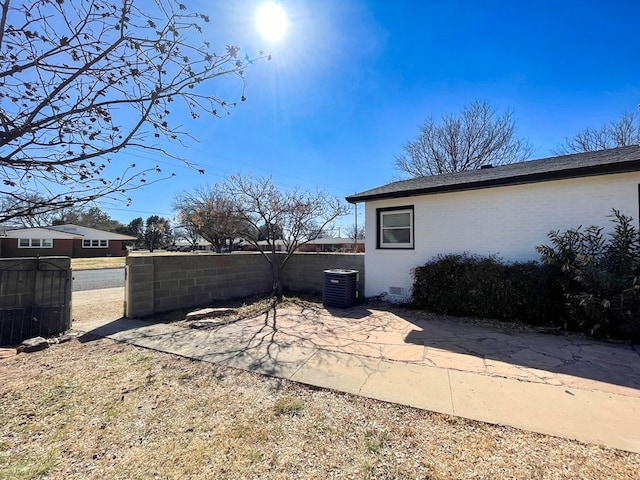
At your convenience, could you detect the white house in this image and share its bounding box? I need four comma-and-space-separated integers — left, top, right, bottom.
346, 145, 640, 301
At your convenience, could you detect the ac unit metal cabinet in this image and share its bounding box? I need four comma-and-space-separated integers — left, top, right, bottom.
323, 269, 358, 308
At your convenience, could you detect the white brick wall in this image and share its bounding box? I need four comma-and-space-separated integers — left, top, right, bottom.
364, 172, 640, 299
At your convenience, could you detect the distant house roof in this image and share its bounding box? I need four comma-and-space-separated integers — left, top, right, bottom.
253, 237, 362, 247
45, 224, 137, 241
346, 145, 640, 203
5, 224, 137, 241
4, 227, 78, 239
307, 237, 363, 245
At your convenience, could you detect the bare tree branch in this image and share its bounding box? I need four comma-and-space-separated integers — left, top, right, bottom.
395, 101, 533, 177
221, 175, 349, 301
172, 185, 250, 253
0, 0, 267, 224
554, 111, 640, 155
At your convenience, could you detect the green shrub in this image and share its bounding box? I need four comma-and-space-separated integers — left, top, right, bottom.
412, 254, 501, 318
411, 210, 640, 342
500, 261, 565, 326
412, 254, 563, 327
537, 209, 640, 341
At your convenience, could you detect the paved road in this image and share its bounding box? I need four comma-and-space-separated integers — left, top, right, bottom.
72, 268, 125, 291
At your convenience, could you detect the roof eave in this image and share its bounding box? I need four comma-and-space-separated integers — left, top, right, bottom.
345, 158, 640, 203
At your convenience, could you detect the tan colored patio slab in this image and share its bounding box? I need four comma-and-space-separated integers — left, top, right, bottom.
290, 350, 380, 395
449, 369, 640, 453
381, 344, 426, 362
359, 361, 454, 415
425, 348, 488, 373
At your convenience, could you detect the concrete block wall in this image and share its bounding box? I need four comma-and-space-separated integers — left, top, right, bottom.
126, 253, 273, 317
282, 253, 365, 299
125, 252, 365, 317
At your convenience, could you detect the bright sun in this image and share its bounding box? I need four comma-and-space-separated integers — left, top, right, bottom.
256, 1, 287, 42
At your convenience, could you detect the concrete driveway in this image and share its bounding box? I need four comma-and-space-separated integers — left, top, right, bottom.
72, 294, 640, 453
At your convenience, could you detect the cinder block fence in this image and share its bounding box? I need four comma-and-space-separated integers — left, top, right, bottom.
125, 252, 364, 317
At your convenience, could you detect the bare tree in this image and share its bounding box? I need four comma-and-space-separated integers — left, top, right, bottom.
0, 0, 267, 224
172, 222, 200, 249
222, 175, 349, 301
172, 186, 248, 252
554, 112, 640, 155
395, 101, 533, 177
345, 224, 365, 240
0, 193, 82, 227
55, 206, 122, 231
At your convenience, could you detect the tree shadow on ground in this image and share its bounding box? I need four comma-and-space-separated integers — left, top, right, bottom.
74, 292, 640, 393
396, 305, 640, 391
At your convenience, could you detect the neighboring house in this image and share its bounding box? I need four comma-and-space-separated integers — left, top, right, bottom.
298, 237, 365, 253
242, 239, 288, 252
241, 238, 365, 253
0, 224, 137, 258
346, 145, 640, 301
172, 238, 214, 251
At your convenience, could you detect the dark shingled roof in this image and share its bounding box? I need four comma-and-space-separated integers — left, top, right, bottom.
345, 145, 640, 204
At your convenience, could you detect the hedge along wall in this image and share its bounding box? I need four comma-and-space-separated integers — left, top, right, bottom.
125, 252, 365, 317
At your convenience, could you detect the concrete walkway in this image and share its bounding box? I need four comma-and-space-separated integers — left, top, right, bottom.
72, 292, 640, 454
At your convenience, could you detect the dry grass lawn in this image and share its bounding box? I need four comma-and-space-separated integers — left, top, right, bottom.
70, 257, 126, 270
1, 337, 638, 479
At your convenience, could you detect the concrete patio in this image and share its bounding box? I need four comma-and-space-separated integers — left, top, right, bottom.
73, 288, 640, 454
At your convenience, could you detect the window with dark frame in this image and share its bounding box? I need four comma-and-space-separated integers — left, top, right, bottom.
82, 239, 109, 248
377, 206, 414, 249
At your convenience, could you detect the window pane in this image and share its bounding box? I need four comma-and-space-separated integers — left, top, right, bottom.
100, 240, 107, 247
31, 239, 41, 247
92, 240, 99, 247
42, 239, 53, 247
83, 240, 90, 247
383, 212, 410, 228
19, 238, 29, 247
383, 228, 410, 244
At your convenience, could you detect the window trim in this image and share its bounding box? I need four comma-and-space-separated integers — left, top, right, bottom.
18, 238, 53, 248
82, 239, 109, 248
376, 205, 414, 249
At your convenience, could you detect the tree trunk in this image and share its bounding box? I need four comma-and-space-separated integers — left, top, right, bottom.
270, 259, 283, 302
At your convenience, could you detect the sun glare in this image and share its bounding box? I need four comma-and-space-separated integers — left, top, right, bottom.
257, 1, 287, 42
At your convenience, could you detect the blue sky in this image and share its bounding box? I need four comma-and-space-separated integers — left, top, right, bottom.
104, 0, 640, 232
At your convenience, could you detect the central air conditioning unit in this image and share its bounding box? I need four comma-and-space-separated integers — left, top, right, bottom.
322, 269, 358, 308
